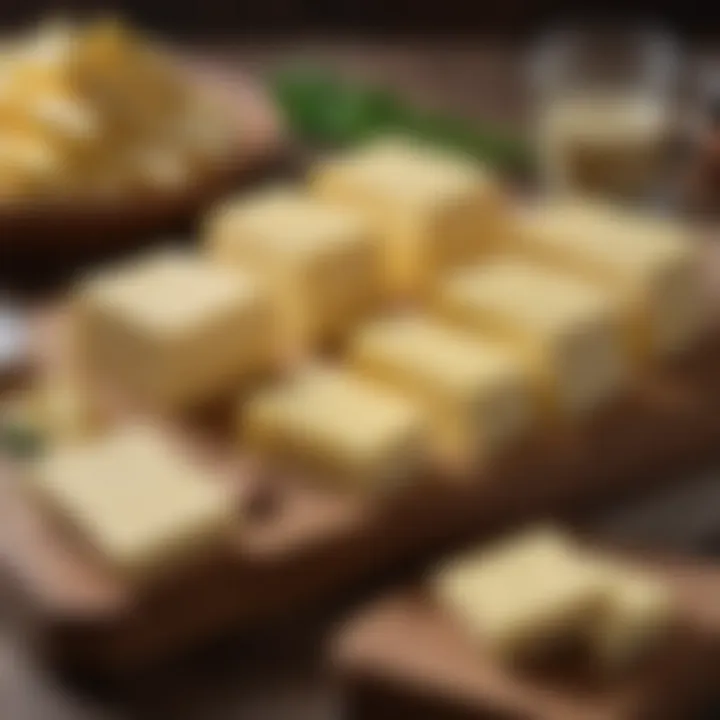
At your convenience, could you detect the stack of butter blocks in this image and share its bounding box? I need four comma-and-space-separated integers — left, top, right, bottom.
311, 138, 505, 297
349, 316, 533, 463
434, 258, 629, 418
204, 187, 381, 353
433, 527, 674, 671
16, 135, 715, 670
511, 199, 708, 360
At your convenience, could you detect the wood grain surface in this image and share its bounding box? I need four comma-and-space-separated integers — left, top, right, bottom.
1, 40, 719, 720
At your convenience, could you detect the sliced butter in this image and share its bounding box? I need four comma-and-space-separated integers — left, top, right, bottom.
350, 315, 533, 462
205, 186, 380, 351
76, 250, 274, 411
434, 527, 604, 662
511, 199, 706, 358
435, 258, 628, 417
31, 424, 234, 581
242, 366, 426, 493
311, 137, 506, 297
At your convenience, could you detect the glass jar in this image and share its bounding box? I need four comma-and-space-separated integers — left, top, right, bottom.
531, 25, 680, 200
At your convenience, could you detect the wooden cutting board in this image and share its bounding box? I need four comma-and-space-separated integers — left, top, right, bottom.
2, 292, 720, 674
332, 552, 720, 720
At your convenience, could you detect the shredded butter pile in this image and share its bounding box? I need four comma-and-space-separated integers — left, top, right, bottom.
0, 19, 237, 201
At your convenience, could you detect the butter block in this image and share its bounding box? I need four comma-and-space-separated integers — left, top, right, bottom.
591, 562, 675, 671
31, 425, 234, 580
435, 258, 627, 417
205, 187, 380, 350
512, 200, 706, 358
350, 315, 533, 462
76, 250, 273, 411
433, 527, 604, 662
242, 366, 426, 493
311, 137, 505, 296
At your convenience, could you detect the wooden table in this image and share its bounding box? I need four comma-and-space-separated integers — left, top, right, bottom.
1, 40, 719, 720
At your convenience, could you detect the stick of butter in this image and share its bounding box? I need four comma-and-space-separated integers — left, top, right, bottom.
30, 424, 235, 581
204, 186, 380, 351
511, 200, 706, 359
311, 137, 507, 297
434, 258, 628, 417
433, 526, 605, 663
75, 250, 274, 412
350, 315, 533, 463
241, 366, 427, 493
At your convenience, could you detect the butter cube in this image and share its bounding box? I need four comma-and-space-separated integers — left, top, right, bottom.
76, 250, 273, 411
435, 258, 627, 417
434, 527, 604, 662
350, 315, 533, 462
205, 187, 379, 350
242, 366, 426, 493
31, 425, 234, 580
311, 137, 505, 296
512, 200, 706, 358
591, 562, 674, 671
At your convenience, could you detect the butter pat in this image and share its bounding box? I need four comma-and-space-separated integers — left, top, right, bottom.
242, 366, 426, 493
512, 200, 706, 358
76, 250, 273, 411
435, 258, 627, 417
350, 316, 533, 462
434, 527, 603, 662
31, 425, 234, 580
205, 187, 379, 350
311, 137, 505, 297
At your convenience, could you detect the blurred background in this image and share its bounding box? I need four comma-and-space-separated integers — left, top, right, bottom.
0, 1, 719, 37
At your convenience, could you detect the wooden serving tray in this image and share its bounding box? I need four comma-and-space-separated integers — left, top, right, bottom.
1, 294, 720, 674
0, 56, 284, 264
332, 553, 720, 720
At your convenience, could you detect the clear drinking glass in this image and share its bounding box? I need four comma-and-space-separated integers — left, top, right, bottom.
530, 25, 681, 200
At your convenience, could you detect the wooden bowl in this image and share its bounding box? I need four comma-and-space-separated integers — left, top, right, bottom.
0, 56, 286, 264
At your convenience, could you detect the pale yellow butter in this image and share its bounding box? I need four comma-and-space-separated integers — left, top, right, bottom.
205, 186, 380, 350
434, 529, 675, 669
434, 527, 604, 662
311, 137, 506, 297
512, 200, 706, 358
435, 258, 628, 417
350, 315, 533, 462
242, 366, 426, 493
31, 424, 234, 580
76, 250, 273, 411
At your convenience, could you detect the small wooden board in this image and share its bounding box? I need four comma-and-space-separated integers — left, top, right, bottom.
2, 304, 720, 673
332, 553, 720, 720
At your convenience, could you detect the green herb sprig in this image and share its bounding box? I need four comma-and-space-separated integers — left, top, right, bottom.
271, 68, 533, 175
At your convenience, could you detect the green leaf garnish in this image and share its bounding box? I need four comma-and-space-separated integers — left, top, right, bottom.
270, 67, 533, 175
